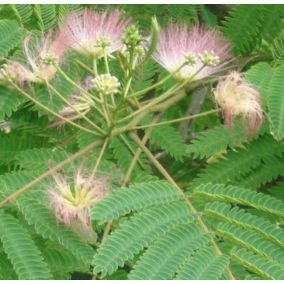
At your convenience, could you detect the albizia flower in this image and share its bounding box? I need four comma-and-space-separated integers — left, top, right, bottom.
214, 71, 263, 135
1, 31, 66, 85
63, 9, 130, 58
153, 24, 231, 81
48, 168, 110, 233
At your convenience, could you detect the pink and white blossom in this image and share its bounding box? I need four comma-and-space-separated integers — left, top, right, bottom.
1, 31, 66, 84
63, 9, 130, 58
214, 71, 263, 135
48, 168, 110, 234
153, 24, 231, 81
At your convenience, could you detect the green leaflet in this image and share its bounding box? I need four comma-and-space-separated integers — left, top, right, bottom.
129, 223, 211, 279
0, 211, 52, 280
91, 181, 183, 223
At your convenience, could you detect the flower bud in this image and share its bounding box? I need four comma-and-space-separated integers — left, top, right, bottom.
185, 53, 197, 65
199, 50, 220, 66
92, 74, 120, 96
41, 53, 58, 66
123, 25, 143, 50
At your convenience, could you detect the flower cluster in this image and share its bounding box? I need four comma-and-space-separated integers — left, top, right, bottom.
48, 168, 110, 234
214, 71, 263, 135
1, 9, 130, 85
153, 24, 231, 81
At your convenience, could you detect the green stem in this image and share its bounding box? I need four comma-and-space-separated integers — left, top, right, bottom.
101, 221, 112, 244
9, 81, 99, 136
46, 81, 106, 136
0, 140, 103, 207
119, 134, 146, 170
119, 65, 205, 124
129, 109, 221, 130
99, 92, 112, 126
122, 114, 161, 186
130, 132, 235, 280
75, 59, 95, 75
87, 137, 109, 185
93, 58, 98, 77
103, 49, 110, 74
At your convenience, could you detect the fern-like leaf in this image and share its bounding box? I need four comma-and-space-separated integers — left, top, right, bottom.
0, 211, 52, 280
205, 201, 284, 248
93, 201, 194, 276
194, 183, 284, 218
175, 246, 229, 280
91, 181, 182, 223
217, 223, 284, 267
245, 62, 273, 108
0, 19, 27, 56
231, 248, 284, 280
18, 197, 94, 264
129, 223, 211, 279
191, 135, 284, 187
267, 63, 284, 140
150, 124, 187, 161
186, 123, 247, 159
221, 5, 263, 55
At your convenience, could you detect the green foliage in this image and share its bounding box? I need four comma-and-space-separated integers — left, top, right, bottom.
221, 5, 283, 55
93, 201, 195, 277
186, 123, 247, 159
175, 246, 229, 280
91, 181, 182, 223
19, 197, 94, 264
231, 248, 284, 280
194, 183, 284, 217
0, 19, 27, 56
205, 201, 284, 248
245, 62, 273, 107
150, 124, 187, 161
191, 135, 284, 187
193, 183, 284, 279
129, 223, 211, 280
0, 211, 52, 279
1, 3, 284, 280
110, 135, 151, 176
266, 63, 284, 140
221, 5, 263, 55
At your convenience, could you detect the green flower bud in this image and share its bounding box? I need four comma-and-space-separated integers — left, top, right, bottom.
92, 74, 120, 96
199, 50, 220, 67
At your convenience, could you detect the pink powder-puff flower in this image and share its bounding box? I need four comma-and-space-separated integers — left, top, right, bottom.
214, 71, 263, 135
22, 31, 66, 83
0, 31, 67, 85
153, 24, 231, 81
48, 168, 110, 234
63, 9, 130, 58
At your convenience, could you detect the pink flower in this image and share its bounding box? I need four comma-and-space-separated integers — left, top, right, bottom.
48, 168, 110, 234
63, 9, 130, 58
153, 24, 231, 81
214, 71, 263, 135
22, 31, 66, 83
1, 31, 66, 85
